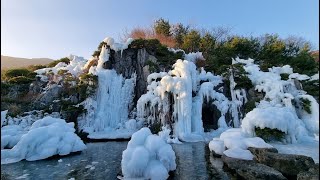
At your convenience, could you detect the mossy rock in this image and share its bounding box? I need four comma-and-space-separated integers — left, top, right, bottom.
280, 73, 289, 80
149, 121, 162, 134
255, 127, 285, 142
244, 100, 257, 114
298, 97, 312, 114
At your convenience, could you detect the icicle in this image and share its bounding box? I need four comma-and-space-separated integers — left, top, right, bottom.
229, 68, 240, 127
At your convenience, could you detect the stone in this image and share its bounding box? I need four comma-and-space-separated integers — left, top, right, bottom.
253, 151, 315, 177
293, 79, 303, 90
34, 83, 62, 109
297, 163, 319, 180
211, 150, 222, 158
248, 147, 278, 156
222, 155, 287, 180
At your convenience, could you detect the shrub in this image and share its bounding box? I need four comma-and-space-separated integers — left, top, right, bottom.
299, 97, 312, 114
7, 104, 22, 117
57, 69, 68, 76
145, 60, 159, 73
79, 73, 98, 82
47, 57, 70, 68
301, 80, 319, 100
4, 68, 36, 79
280, 73, 289, 80
255, 127, 285, 142
7, 76, 34, 84
27, 64, 47, 71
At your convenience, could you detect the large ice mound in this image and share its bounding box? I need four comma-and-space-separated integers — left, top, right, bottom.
121, 127, 176, 180
1, 116, 86, 164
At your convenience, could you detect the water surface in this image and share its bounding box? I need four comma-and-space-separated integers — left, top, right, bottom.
1, 141, 227, 180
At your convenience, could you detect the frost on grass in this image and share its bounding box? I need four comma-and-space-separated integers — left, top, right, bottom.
1, 116, 86, 164
121, 127, 176, 180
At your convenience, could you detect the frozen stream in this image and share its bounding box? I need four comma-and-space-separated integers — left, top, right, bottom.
1, 142, 227, 180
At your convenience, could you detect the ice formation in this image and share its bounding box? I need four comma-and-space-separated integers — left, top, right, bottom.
1, 125, 27, 149
79, 40, 139, 139
1, 111, 61, 149
228, 66, 248, 127
34, 55, 88, 77
184, 51, 204, 63
1, 110, 8, 127
121, 127, 176, 180
1, 117, 86, 164
309, 72, 319, 81
232, 57, 319, 143
241, 107, 310, 143
137, 59, 230, 142
209, 57, 318, 159
103, 37, 134, 57
209, 128, 273, 160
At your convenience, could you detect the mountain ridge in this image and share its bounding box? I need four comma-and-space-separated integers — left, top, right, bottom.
1, 55, 54, 69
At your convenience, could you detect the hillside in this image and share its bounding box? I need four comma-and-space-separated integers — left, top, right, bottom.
1, 55, 54, 69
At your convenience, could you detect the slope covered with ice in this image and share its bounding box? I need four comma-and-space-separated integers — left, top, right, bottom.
79, 38, 140, 139
209, 57, 318, 160
232, 57, 319, 143
137, 59, 230, 142
1, 116, 86, 164
121, 127, 176, 180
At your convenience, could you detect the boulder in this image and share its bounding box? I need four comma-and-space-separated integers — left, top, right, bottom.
248, 147, 279, 156
37, 84, 62, 104
253, 151, 315, 177
222, 154, 287, 180
297, 163, 319, 180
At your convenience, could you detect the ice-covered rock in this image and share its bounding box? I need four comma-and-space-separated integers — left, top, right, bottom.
209, 128, 272, 160
137, 59, 230, 142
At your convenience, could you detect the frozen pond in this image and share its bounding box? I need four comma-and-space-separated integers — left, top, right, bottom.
1, 141, 227, 180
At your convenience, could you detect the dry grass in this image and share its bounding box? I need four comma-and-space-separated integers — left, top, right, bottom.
124, 27, 176, 48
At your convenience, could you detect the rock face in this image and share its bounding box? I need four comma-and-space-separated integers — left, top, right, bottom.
111, 48, 152, 105
222, 155, 287, 180
34, 84, 63, 109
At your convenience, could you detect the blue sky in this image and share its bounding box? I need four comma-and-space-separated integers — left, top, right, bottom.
1, 0, 319, 60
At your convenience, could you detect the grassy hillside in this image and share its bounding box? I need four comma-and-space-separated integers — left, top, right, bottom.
1, 55, 53, 70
